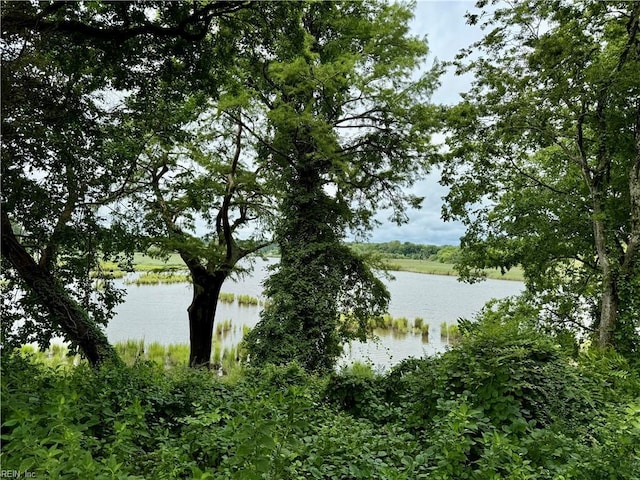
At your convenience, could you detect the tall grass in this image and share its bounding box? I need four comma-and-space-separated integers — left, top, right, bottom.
212, 340, 222, 368
382, 257, 525, 281
369, 314, 429, 339
116, 339, 145, 363
392, 317, 409, 334
414, 317, 429, 341
19, 343, 80, 368
90, 270, 126, 279
440, 321, 461, 343
125, 272, 190, 286
147, 342, 166, 366
219, 292, 235, 303
215, 319, 233, 336
237, 294, 260, 306
447, 324, 461, 342
167, 344, 190, 366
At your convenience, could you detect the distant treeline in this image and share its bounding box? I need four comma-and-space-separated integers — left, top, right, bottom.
351, 241, 461, 263
259, 241, 461, 263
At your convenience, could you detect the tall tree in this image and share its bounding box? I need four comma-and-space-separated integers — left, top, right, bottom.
1, 1, 249, 364
240, 0, 440, 371
442, 0, 640, 353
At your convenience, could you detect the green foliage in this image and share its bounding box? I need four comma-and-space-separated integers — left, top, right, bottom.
434, 245, 462, 264
245, 0, 439, 373
1, 0, 237, 359
441, 0, 640, 351
350, 241, 443, 261
3, 321, 639, 480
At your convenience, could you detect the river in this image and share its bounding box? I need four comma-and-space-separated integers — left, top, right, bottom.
105, 258, 524, 369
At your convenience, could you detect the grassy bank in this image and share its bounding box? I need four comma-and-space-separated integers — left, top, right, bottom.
97, 253, 185, 274
98, 253, 524, 282
383, 257, 525, 282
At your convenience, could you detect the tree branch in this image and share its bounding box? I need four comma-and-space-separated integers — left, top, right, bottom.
4, 2, 252, 42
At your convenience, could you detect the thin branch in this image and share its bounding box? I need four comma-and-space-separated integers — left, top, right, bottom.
216, 120, 243, 260
224, 110, 291, 165
506, 157, 570, 195
39, 163, 81, 271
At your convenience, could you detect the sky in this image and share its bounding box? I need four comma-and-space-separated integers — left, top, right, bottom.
367, 1, 487, 245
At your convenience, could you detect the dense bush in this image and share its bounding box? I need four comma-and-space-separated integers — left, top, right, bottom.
3, 313, 639, 479
376, 303, 640, 479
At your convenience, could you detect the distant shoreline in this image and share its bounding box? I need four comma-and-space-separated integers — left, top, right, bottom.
98, 253, 525, 283
384, 259, 524, 282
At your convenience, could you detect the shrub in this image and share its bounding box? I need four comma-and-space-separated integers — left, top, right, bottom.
325, 362, 389, 420
2, 342, 638, 479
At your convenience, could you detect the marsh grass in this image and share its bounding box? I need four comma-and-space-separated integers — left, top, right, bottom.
18, 344, 81, 368
368, 314, 429, 340
220, 345, 245, 376
370, 313, 393, 330
413, 317, 429, 342
447, 324, 461, 342
212, 340, 222, 368
215, 319, 233, 336
18, 340, 243, 371
147, 342, 166, 365
116, 339, 145, 364
219, 292, 235, 303
237, 294, 260, 306
126, 272, 191, 286
167, 344, 189, 366
413, 317, 429, 334
392, 317, 409, 334
383, 258, 525, 281
97, 255, 185, 278
90, 270, 126, 279
440, 321, 461, 344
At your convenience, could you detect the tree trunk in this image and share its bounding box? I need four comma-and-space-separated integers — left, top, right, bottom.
1, 211, 119, 367
598, 270, 619, 348
591, 195, 620, 349
188, 272, 226, 368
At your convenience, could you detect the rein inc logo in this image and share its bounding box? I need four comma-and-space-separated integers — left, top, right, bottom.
1, 472, 35, 478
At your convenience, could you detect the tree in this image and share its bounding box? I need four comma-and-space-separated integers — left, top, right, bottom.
129, 109, 274, 368
116, 3, 311, 368
1, 1, 249, 365
241, 0, 441, 371
441, 0, 640, 353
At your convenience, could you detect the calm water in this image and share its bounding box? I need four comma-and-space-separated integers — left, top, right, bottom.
106, 258, 523, 369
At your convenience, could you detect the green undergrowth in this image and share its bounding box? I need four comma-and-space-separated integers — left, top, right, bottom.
20, 339, 250, 374
3, 311, 639, 479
